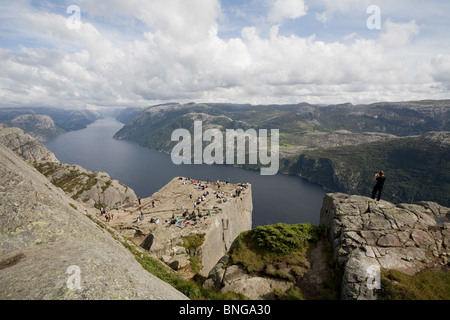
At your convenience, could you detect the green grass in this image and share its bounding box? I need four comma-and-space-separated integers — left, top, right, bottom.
274, 287, 304, 300
182, 233, 206, 251
228, 223, 326, 300
230, 223, 323, 277
251, 223, 322, 255
380, 268, 450, 300
189, 256, 202, 275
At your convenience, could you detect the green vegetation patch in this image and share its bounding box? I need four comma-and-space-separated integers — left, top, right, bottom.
251, 223, 322, 255
380, 268, 450, 300
230, 223, 323, 276
101, 179, 112, 192
34, 161, 59, 177
35, 162, 100, 201
189, 256, 202, 275
182, 233, 206, 251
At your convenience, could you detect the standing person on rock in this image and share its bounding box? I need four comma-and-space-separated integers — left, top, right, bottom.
372, 171, 386, 201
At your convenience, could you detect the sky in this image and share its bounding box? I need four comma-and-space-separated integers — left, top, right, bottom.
0, 0, 449, 110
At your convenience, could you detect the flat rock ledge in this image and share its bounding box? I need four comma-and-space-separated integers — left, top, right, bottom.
320, 193, 450, 300
109, 177, 253, 277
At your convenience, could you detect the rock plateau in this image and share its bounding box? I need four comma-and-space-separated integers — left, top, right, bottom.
108, 177, 253, 277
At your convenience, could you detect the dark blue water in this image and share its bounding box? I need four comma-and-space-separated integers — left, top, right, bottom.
44, 118, 328, 227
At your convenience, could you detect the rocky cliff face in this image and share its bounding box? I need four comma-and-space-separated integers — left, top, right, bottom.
109, 177, 253, 277
34, 161, 138, 210
199, 184, 253, 274
0, 124, 59, 163
0, 124, 137, 210
0, 142, 187, 300
320, 193, 450, 300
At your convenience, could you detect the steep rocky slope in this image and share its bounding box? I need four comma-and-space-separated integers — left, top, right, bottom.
0, 142, 187, 300
34, 161, 138, 210
0, 124, 59, 163
320, 193, 450, 300
0, 124, 137, 210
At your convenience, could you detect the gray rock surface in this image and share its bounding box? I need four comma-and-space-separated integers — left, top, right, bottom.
320, 193, 450, 300
0, 124, 137, 210
0, 124, 58, 163
0, 142, 187, 300
205, 263, 293, 300
109, 177, 253, 277
35, 162, 138, 210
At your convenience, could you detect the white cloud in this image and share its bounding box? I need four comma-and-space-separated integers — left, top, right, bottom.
268, 0, 308, 24
316, 0, 370, 23
379, 19, 420, 48
82, 0, 222, 43
431, 54, 450, 83
0, 1, 449, 108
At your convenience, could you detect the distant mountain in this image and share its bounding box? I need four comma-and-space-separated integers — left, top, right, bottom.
0, 107, 102, 141
10, 114, 64, 142
115, 107, 146, 124
284, 131, 450, 206
114, 100, 450, 150
115, 103, 181, 124
113, 100, 450, 205
315, 100, 450, 136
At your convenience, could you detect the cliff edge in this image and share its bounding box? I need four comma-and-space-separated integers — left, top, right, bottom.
108, 177, 253, 277
320, 193, 450, 300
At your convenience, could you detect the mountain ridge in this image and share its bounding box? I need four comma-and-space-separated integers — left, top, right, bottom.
113, 100, 450, 205
0, 107, 101, 142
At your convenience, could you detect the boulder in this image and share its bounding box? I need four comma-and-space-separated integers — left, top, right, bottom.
168, 255, 191, 271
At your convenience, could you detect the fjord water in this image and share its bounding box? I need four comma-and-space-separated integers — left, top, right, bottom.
44, 118, 328, 227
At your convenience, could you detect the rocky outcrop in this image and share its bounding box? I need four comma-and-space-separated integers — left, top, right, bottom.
34, 161, 138, 210
0, 124, 58, 163
109, 177, 253, 277
0, 124, 137, 210
320, 193, 450, 300
204, 257, 293, 300
0, 142, 187, 300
